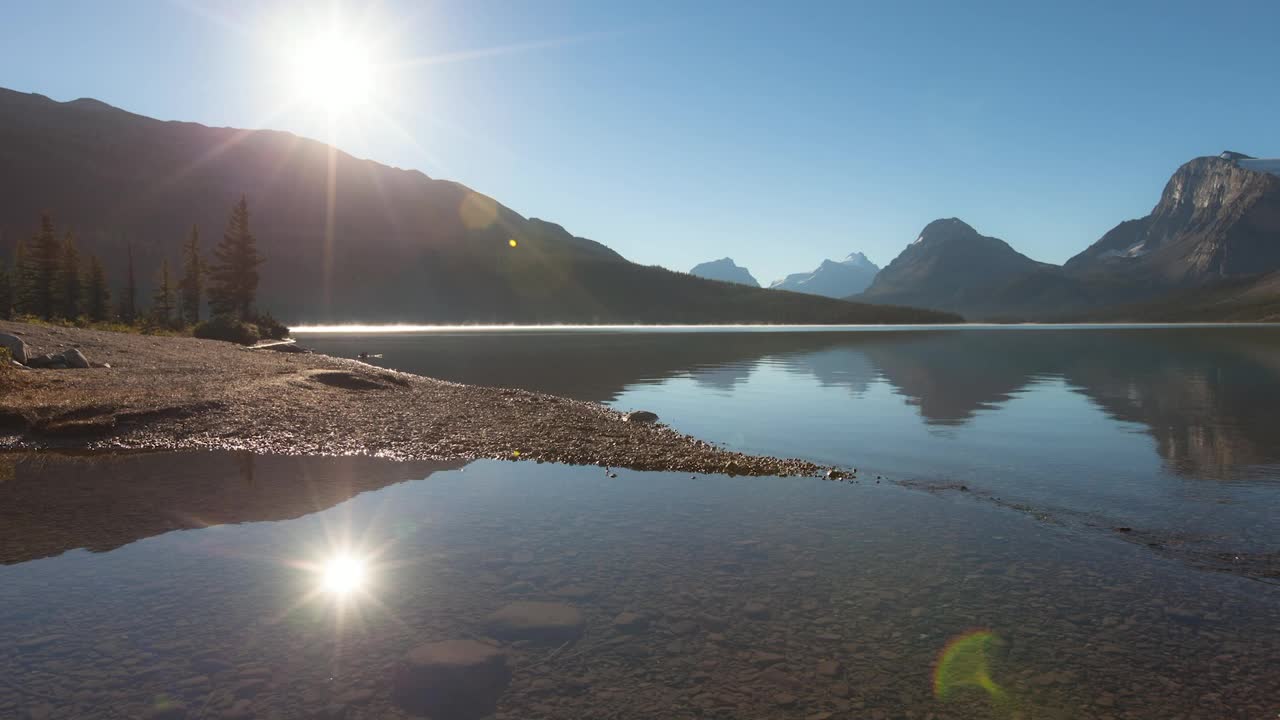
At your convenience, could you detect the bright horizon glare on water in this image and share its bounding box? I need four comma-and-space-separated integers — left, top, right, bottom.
290, 322, 1280, 334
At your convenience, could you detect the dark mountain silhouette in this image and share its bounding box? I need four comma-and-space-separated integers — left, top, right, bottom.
0, 89, 957, 325
689, 257, 759, 287
854, 218, 1060, 316
770, 252, 879, 298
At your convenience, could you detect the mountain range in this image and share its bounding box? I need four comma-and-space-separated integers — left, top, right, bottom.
689, 257, 759, 287
769, 252, 880, 298
0, 89, 956, 325
4, 87, 1278, 324
850, 152, 1280, 320
690, 151, 1280, 320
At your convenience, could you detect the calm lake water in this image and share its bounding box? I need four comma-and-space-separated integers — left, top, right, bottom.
3, 326, 1279, 719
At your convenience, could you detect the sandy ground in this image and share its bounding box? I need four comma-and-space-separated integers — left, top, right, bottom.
0, 321, 833, 477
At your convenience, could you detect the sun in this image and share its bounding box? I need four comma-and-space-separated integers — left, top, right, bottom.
287, 29, 379, 115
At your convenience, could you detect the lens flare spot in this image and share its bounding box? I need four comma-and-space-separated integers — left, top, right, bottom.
934, 630, 1007, 704
321, 554, 367, 595
509, 238, 518, 248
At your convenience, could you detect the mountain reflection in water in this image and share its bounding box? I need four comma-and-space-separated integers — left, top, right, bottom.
0, 452, 464, 565
301, 327, 1280, 481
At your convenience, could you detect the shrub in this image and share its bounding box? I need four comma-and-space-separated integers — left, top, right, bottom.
193, 314, 261, 345
253, 312, 289, 340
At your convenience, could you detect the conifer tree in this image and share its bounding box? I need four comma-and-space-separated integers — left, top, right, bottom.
20, 214, 60, 319
84, 255, 111, 322
208, 197, 264, 321
58, 231, 83, 319
118, 242, 138, 324
0, 256, 12, 320
178, 225, 203, 325
151, 259, 175, 326
12, 240, 30, 316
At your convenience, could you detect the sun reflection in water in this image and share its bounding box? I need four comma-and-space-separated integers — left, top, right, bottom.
320, 553, 368, 595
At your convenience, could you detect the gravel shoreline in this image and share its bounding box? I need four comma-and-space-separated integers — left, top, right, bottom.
0, 321, 831, 476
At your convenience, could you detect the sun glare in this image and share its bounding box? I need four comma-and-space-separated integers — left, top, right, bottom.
320, 553, 368, 595
288, 29, 379, 115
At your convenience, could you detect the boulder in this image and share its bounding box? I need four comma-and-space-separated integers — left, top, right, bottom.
743, 600, 771, 620
483, 601, 585, 644
26, 353, 66, 369
62, 348, 90, 368
391, 640, 511, 719
0, 333, 28, 365
623, 410, 659, 423
611, 612, 649, 633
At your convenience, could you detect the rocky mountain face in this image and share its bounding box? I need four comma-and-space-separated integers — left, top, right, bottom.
1066, 154, 1280, 285
854, 154, 1280, 320
0, 89, 958, 325
688, 257, 759, 287
856, 218, 1055, 314
770, 252, 880, 298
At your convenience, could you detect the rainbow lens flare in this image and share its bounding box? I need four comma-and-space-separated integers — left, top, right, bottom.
934, 629, 1008, 705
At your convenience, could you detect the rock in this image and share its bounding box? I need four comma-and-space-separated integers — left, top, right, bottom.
334, 689, 373, 705
816, 659, 841, 677
391, 639, 512, 719
221, 699, 254, 720
773, 692, 797, 708
0, 333, 28, 364
145, 701, 188, 720
190, 656, 234, 674
623, 410, 659, 423
62, 348, 90, 368
760, 668, 802, 688
25, 353, 62, 369
743, 601, 771, 620
484, 602, 585, 644
0, 408, 33, 432
234, 679, 267, 698
696, 613, 728, 631
751, 651, 785, 668
670, 620, 699, 636
611, 612, 648, 633
551, 585, 595, 600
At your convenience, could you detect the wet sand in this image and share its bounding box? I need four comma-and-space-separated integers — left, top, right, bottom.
0, 321, 829, 477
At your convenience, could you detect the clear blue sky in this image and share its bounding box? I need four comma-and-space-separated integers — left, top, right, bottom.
2, 0, 1277, 283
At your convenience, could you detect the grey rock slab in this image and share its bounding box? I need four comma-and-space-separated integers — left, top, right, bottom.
483, 602, 585, 644
391, 639, 511, 719
0, 333, 27, 364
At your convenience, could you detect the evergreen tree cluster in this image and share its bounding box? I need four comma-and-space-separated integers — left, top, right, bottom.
0, 197, 266, 331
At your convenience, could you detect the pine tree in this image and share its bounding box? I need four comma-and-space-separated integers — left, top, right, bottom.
151, 259, 175, 326
20, 214, 60, 319
178, 225, 203, 326
118, 242, 138, 324
12, 240, 30, 316
58, 231, 83, 320
208, 196, 264, 321
0, 255, 12, 320
84, 255, 111, 322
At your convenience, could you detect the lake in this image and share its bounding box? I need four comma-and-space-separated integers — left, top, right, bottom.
3, 326, 1279, 719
